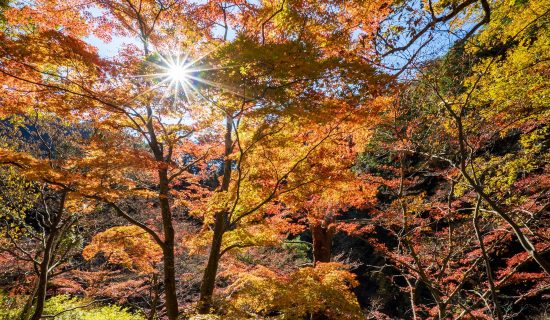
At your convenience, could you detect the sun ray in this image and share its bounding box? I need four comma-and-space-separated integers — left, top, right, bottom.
185, 74, 250, 100
134, 48, 251, 108
121, 77, 172, 105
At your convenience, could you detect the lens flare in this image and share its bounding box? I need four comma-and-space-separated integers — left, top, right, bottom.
129, 49, 248, 107
167, 63, 190, 83
155, 53, 198, 103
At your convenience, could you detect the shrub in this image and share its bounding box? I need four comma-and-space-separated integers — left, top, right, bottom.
0, 293, 144, 320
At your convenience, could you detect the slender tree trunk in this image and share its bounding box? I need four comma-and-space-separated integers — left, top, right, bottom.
473, 197, 503, 320
162, 244, 178, 320
30, 191, 66, 320
158, 168, 179, 320
197, 211, 226, 314
310, 220, 334, 264
463, 169, 550, 275
20, 282, 38, 319
30, 235, 55, 320
404, 277, 418, 320
397, 153, 446, 319
454, 113, 550, 276
198, 114, 233, 314
145, 103, 179, 320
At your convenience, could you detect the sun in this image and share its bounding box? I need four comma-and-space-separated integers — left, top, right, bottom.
167, 63, 190, 83
154, 53, 197, 103
137, 49, 246, 105
164, 54, 193, 85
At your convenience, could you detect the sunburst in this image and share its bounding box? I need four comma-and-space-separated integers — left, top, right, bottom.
127, 48, 248, 108
153, 52, 206, 104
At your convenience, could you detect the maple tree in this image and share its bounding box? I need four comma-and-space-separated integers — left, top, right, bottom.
0, 1, 208, 318
0, 0, 548, 319
0, 116, 98, 320
225, 263, 362, 319
353, 1, 550, 318
176, 0, 392, 313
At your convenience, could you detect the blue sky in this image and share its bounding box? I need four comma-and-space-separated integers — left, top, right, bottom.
83, 5, 236, 58
83, 7, 141, 57
86, 34, 140, 57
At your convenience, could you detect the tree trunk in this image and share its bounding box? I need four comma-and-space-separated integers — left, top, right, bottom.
198, 114, 233, 314
473, 197, 503, 320
30, 235, 54, 320
197, 211, 226, 314
309, 220, 332, 320
454, 115, 550, 276
30, 191, 66, 320
147, 274, 159, 320
162, 244, 178, 320
158, 168, 179, 320
310, 220, 335, 264
20, 282, 38, 319
143, 103, 180, 319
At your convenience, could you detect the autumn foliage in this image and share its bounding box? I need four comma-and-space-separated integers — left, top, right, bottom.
0, 0, 549, 319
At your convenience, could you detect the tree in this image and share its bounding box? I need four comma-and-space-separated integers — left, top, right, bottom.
1, 1, 214, 318
184, 0, 392, 312
225, 263, 362, 319
372, 0, 492, 76
275, 140, 381, 265
0, 117, 95, 320
2, 0, 547, 319
411, 0, 550, 275
1, 0, 394, 315
355, 1, 550, 317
